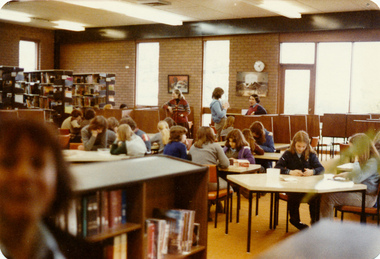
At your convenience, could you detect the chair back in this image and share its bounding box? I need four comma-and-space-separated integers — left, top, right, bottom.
206, 164, 218, 184
310, 137, 319, 149
59, 128, 70, 135
59, 134, 70, 149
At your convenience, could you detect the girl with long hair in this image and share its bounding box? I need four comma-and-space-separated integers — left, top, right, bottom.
223, 129, 255, 164
150, 120, 170, 153
275, 130, 324, 230
110, 124, 147, 156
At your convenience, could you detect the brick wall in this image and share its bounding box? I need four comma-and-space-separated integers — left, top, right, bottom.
0, 22, 54, 69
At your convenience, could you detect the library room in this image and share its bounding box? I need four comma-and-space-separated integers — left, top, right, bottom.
1, 1, 380, 258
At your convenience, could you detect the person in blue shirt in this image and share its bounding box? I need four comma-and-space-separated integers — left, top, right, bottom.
163, 125, 189, 160
250, 121, 275, 168
210, 87, 229, 141
320, 133, 380, 219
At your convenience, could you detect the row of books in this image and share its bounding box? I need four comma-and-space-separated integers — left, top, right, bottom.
146, 209, 199, 259
59, 189, 127, 238
104, 233, 127, 259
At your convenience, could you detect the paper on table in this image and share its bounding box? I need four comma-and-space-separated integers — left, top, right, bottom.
280, 176, 298, 182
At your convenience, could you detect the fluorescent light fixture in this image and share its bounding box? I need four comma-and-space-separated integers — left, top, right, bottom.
242, 0, 302, 19
372, 0, 380, 8
60, 0, 183, 26
52, 20, 85, 31
0, 9, 31, 23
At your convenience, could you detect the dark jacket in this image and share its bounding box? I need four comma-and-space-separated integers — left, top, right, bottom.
275, 150, 324, 175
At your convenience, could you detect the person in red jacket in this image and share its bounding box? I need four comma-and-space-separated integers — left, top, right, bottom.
163, 88, 191, 135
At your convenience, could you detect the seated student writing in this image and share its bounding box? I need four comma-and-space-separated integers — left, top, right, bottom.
320, 133, 380, 219
189, 126, 230, 191
242, 128, 264, 155
223, 129, 255, 164
110, 124, 147, 157
163, 125, 189, 160
250, 121, 275, 168
0, 118, 101, 259
220, 116, 235, 139
81, 115, 109, 151
150, 120, 170, 153
275, 130, 324, 230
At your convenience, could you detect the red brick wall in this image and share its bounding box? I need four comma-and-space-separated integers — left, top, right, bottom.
0, 22, 54, 69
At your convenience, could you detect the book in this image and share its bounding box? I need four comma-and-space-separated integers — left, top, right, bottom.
100, 190, 110, 233
113, 235, 121, 259
87, 192, 100, 236
121, 190, 127, 224
146, 219, 168, 259
109, 190, 122, 228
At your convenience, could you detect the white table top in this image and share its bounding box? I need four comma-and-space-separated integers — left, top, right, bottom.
254, 152, 282, 161
63, 149, 130, 162
227, 173, 367, 193
219, 164, 261, 173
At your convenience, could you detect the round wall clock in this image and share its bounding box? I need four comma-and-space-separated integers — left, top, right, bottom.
254, 60, 265, 72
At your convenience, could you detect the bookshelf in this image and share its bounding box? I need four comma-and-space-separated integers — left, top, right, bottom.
69, 155, 208, 259
24, 70, 74, 123
0, 66, 25, 109
72, 73, 116, 109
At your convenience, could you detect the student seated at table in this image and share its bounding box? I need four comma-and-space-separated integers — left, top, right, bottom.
164, 117, 176, 128
223, 129, 255, 164
61, 109, 83, 143
150, 120, 170, 153
221, 116, 235, 140
107, 116, 119, 133
189, 126, 230, 191
242, 129, 264, 156
80, 108, 96, 128
120, 116, 151, 153
110, 124, 147, 156
81, 115, 109, 151
250, 121, 275, 168
275, 130, 324, 230
0, 118, 102, 259
163, 125, 189, 160
320, 133, 380, 219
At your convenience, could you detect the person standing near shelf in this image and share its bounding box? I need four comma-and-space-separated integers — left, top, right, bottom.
275, 131, 324, 230
61, 109, 83, 143
210, 87, 229, 141
162, 89, 191, 136
0, 118, 102, 259
245, 94, 267, 115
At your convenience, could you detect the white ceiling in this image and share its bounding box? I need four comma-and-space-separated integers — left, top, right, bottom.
1, 0, 379, 30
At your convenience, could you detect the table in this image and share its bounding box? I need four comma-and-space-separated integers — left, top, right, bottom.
225, 173, 367, 252
63, 150, 130, 163
257, 220, 380, 259
216, 142, 289, 152
254, 152, 282, 161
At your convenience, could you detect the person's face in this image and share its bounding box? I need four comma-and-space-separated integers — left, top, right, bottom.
0, 137, 57, 224
252, 133, 259, 139
295, 141, 307, 154
172, 92, 179, 99
229, 138, 236, 149
249, 96, 257, 105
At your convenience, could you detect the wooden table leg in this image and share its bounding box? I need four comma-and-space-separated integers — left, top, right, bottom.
226, 181, 230, 234
361, 190, 366, 223
247, 191, 253, 253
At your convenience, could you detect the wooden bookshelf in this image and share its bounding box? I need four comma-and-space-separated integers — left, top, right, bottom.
69, 155, 208, 259
72, 73, 116, 109
0, 66, 25, 109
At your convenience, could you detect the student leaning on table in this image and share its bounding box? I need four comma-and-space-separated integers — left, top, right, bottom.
110, 124, 147, 156
150, 120, 170, 153
320, 133, 380, 219
250, 121, 275, 169
0, 118, 101, 259
163, 125, 189, 160
275, 130, 324, 230
210, 87, 230, 141
223, 129, 255, 164
189, 126, 230, 191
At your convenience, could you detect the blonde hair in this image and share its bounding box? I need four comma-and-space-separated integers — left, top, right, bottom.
117, 124, 133, 141
223, 116, 235, 129
158, 120, 170, 145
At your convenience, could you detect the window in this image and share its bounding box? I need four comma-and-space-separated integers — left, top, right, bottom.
280, 41, 380, 115
136, 42, 159, 106
19, 40, 38, 71
202, 40, 230, 125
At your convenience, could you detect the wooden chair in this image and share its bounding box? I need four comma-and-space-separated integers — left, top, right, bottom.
59, 128, 70, 135
310, 137, 319, 150
59, 134, 70, 149
335, 184, 380, 225
207, 164, 233, 228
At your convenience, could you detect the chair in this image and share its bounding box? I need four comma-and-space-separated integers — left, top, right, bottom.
207, 164, 233, 228
59, 134, 70, 149
310, 137, 319, 151
335, 184, 380, 225
186, 138, 193, 150
69, 142, 82, 149
59, 128, 70, 135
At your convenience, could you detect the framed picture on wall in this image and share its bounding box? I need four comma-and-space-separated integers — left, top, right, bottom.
168, 75, 189, 94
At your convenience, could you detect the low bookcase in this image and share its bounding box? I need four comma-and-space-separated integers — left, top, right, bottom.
68, 155, 208, 259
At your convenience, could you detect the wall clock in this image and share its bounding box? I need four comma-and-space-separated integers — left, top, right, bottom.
254, 60, 265, 72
